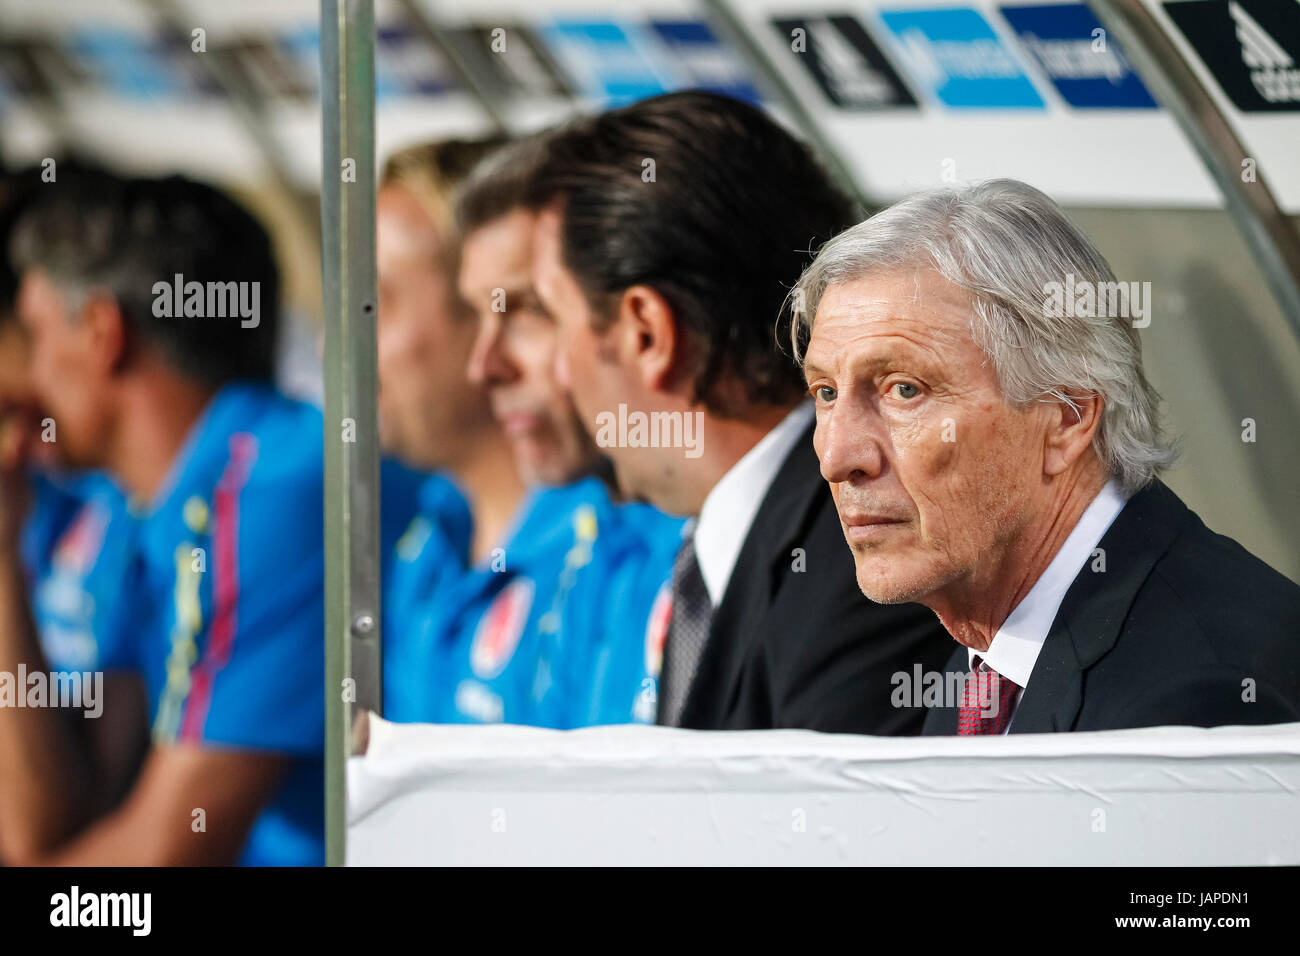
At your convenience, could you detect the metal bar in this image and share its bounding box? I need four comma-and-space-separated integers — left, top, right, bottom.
1087, 0, 1300, 337
139, 0, 320, 240
699, 0, 875, 217
320, 0, 380, 868
395, 0, 511, 135
0, 11, 82, 165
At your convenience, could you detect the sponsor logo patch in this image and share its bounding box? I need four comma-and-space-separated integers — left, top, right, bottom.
470, 577, 535, 679
644, 581, 672, 679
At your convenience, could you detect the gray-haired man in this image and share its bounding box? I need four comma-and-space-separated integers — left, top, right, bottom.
796, 179, 1300, 735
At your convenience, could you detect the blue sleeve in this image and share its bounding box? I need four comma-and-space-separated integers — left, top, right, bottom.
379, 458, 429, 583
383, 522, 466, 724
176, 457, 324, 756
20, 470, 81, 581
26, 476, 142, 676
552, 504, 682, 728
81, 488, 144, 674
382, 474, 473, 723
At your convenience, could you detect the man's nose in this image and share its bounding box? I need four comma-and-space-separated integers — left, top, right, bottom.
466, 316, 513, 387
554, 346, 572, 392
817, 402, 887, 485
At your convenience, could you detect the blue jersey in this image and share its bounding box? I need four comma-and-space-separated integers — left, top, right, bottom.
22, 470, 137, 676
439, 478, 608, 726
379, 458, 429, 588
383, 474, 682, 728
383, 472, 473, 723
554, 499, 684, 727
21, 471, 83, 579
114, 382, 325, 867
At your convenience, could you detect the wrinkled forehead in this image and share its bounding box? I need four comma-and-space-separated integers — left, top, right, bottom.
804, 268, 982, 369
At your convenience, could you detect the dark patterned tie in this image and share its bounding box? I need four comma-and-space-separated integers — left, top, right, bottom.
656, 529, 713, 727
957, 656, 1020, 735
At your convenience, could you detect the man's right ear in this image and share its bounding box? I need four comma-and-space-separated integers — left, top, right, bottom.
619, 284, 683, 393
79, 293, 129, 375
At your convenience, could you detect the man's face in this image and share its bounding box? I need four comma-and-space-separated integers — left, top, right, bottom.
531, 206, 656, 500
16, 270, 110, 468
0, 317, 50, 467
375, 184, 484, 469
0, 317, 32, 409
461, 208, 595, 486
802, 268, 1047, 606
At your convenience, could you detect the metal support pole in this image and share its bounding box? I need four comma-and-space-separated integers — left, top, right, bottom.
320, 0, 380, 867
140, 0, 321, 241
699, 0, 876, 217
396, 0, 511, 135
1088, 0, 1300, 337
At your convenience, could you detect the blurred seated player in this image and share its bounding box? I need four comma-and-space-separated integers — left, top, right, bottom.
375, 137, 530, 722
0, 167, 136, 681
448, 134, 684, 727
0, 167, 146, 851
0, 169, 324, 865
376, 133, 680, 727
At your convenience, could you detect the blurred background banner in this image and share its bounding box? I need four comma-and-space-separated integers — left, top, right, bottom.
1, 0, 1297, 586
5, 1, 1297, 204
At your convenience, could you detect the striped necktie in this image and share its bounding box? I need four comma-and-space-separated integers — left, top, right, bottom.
656, 529, 713, 727
957, 657, 1020, 735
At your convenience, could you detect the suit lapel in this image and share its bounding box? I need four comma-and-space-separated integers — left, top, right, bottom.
922, 645, 966, 735
679, 420, 824, 726
1009, 480, 1191, 733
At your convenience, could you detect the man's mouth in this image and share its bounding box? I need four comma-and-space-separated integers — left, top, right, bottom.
841, 510, 908, 542
497, 409, 545, 436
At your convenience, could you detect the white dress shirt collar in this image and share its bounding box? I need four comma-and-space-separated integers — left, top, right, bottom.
693, 402, 815, 606
968, 478, 1129, 689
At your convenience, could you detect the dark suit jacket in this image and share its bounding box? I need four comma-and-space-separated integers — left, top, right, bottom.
666, 421, 954, 733
923, 480, 1300, 735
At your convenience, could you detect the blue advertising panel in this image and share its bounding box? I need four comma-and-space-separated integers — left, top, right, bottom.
1000, 3, 1157, 108
539, 19, 669, 105
66, 29, 197, 99
649, 19, 762, 104
877, 6, 1044, 108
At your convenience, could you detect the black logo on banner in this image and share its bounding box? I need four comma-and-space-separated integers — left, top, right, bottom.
773, 15, 917, 109
1164, 0, 1300, 111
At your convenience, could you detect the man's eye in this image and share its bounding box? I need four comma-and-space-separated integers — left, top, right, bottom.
893, 382, 920, 399
815, 385, 836, 403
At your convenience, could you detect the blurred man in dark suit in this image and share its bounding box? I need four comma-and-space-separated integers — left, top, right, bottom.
794, 178, 1300, 734
527, 91, 953, 732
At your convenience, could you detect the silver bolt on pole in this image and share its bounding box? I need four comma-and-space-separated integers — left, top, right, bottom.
320, 0, 380, 868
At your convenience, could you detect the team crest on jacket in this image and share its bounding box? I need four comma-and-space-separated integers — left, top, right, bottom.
53, 501, 110, 577
470, 578, 535, 679
644, 582, 672, 678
